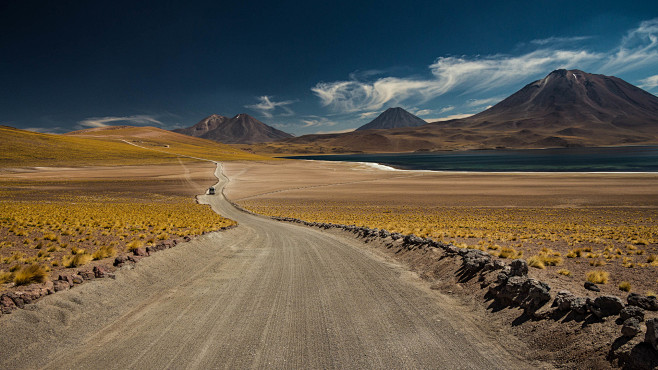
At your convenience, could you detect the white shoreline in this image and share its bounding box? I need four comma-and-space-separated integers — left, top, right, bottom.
301, 159, 658, 175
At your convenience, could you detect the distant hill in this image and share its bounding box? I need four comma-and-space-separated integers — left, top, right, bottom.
66, 125, 267, 162
174, 113, 293, 144
356, 107, 427, 131
245, 69, 658, 154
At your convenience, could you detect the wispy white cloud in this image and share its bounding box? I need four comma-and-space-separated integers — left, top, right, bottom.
432, 113, 475, 122
415, 109, 435, 116
300, 117, 337, 128
311, 18, 658, 115
359, 111, 380, 119
77, 115, 163, 129
245, 95, 295, 118
312, 49, 600, 113
438, 106, 454, 113
601, 18, 658, 73
638, 74, 658, 90
466, 97, 503, 107
530, 36, 593, 45
313, 128, 356, 135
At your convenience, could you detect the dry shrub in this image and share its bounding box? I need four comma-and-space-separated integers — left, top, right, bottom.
13, 264, 47, 285
498, 246, 522, 259
62, 253, 92, 268
126, 240, 142, 251
566, 248, 582, 258
0, 271, 13, 283
618, 281, 632, 292
92, 245, 117, 260
528, 256, 545, 269
557, 269, 571, 276
589, 259, 606, 267
586, 270, 609, 284
528, 250, 562, 269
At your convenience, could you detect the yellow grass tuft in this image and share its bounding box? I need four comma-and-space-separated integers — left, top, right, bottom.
528, 256, 545, 269
0, 271, 13, 284
498, 246, 522, 259
618, 281, 632, 292
126, 240, 143, 251
557, 269, 571, 276
586, 270, 609, 284
13, 264, 47, 285
62, 253, 92, 268
92, 245, 117, 260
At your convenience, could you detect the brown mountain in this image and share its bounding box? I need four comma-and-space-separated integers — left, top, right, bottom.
248, 69, 658, 154
356, 107, 427, 131
452, 69, 658, 132
173, 114, 229, 137
174, 113, 293, 144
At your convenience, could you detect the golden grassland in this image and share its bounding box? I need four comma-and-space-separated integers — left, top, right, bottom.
241, 199, 658, 294
0, 125, 267, 167
0, 181, 234, 288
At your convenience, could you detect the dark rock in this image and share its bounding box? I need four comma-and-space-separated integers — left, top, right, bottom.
403, 234, 424, 245
620, 305, 645, 321
645, 318, 658, 351
523, 278, 551, 310
43, 280, 54, 294
554, 290, 576, 311
93, 266, 109, 278
0, 294, 17, 313
496, 270, 509, 285
146, 246, 155, 254
461, 249, 492, 273
444, 245, 461, 255
509, 259, 528, 277
113, 256, 128, 266
4, 292, 24, 309
379, 229, 391, 238
570, 297, 588, 315
584, 281, 600, 292
183, 236, 191, 242
622, 317, 642, 337
390, 233, 403, 241
133, 247, 148, 257
71, 275, 84, 284
496, 276, 528, 304
58, 275, 74, 285
491, 260, 506, 270
79, 270, 95, 280
628, 293, 658, 311
591, 295, 624, 317
53, 280, 71, 292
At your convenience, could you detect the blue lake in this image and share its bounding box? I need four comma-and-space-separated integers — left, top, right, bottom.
283, 146, 658, 172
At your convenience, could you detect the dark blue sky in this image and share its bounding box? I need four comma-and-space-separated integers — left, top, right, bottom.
1, 1, 657, 135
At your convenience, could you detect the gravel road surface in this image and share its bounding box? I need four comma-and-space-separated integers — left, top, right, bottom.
0, 164, 535, 369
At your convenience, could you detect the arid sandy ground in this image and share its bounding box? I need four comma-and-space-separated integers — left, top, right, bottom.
224, 160, 658, 297
0, 161, 231, 289
0, 163, 541, 369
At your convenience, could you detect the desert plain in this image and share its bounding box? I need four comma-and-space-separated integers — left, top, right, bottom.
225, 159, 658, 296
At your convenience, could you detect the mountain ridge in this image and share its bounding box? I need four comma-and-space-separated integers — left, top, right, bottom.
174, 113, 293, 144
245, 69, 658, 154
356, 107, 427, 131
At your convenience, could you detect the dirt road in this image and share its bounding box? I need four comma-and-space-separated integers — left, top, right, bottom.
0, 164, 536, 369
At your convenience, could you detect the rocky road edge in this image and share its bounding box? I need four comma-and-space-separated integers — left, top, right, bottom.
0, 226, 236, 317
270, 215, 658, 369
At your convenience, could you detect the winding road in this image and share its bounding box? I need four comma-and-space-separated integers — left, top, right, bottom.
0, 163, 534, 369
